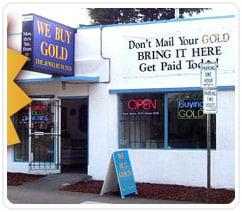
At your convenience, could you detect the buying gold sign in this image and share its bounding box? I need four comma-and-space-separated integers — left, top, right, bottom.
177, 99, 205, 119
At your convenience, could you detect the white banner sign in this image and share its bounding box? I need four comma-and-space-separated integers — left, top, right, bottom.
123, 17, 234, 78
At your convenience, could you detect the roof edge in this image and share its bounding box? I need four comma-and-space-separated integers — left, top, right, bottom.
78, 15, 235, 30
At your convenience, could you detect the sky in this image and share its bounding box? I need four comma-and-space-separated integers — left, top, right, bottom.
6, 3, 237, 33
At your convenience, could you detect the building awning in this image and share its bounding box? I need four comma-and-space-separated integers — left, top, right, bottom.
15, 75, 100, 84
109, 86, 235, 94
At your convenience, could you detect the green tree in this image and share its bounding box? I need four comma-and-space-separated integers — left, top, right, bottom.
88, 8, 209, 25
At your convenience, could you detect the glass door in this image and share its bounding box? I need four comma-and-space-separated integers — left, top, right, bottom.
28, 98, 61, 171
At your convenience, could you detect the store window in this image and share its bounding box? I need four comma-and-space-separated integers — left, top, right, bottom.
119, 93, 164, 149
119, 92, 216, 149
168, 92, 216, 149
13, 106, 29, 161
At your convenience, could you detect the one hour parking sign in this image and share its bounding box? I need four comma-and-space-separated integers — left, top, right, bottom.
201, 62, 217, 88
203, 89, 217, 114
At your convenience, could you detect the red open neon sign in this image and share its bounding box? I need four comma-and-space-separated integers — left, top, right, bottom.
127, 99, 157, 111
24, 104, 47, 111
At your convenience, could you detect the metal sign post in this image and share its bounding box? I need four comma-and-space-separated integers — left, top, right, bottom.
206, 113, 211, 189
200, 62, 217, 191
203, 88, 217, 190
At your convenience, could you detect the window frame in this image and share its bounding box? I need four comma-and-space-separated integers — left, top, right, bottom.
13, 134, 29, 162
118, 91, 216, 150
13, 110, 29, 162
118, 93, 165, 149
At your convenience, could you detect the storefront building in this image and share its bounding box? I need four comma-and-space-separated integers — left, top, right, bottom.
7, 14, 236, 189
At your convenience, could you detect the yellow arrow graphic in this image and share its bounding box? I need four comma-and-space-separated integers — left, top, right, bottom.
7, 48, 32, 146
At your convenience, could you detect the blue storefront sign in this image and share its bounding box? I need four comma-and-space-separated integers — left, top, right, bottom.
113, 150, 137, 198
22, 14, 76, 76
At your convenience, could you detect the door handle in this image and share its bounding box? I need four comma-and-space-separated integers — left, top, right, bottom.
32, 131, 45, 136
30, 152, 33, 162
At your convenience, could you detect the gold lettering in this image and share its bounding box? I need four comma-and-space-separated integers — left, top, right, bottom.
40, 42, 68, 60
61, 47, 68, 60
178, 110, 186, 118
48, 44, 55, 58
66, 31, 72, 44
55, 27, 72, 44
37, 21, 51, 37
198, 109, 204, 118
118, 153, 124, 159
40, 42, 48, 56
55, 27, 61, 41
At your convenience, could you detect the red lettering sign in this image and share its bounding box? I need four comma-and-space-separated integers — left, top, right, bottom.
127, 99, 157, 111
23, 104, 47, 111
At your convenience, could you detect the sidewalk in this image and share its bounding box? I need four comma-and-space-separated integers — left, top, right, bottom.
7, 173, 196, 204
8, 186, 195, 204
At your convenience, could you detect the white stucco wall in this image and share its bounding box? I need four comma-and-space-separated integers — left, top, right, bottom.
85, 17, 235, 189
7, 15, 236, 189
87, 89, 235, 189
